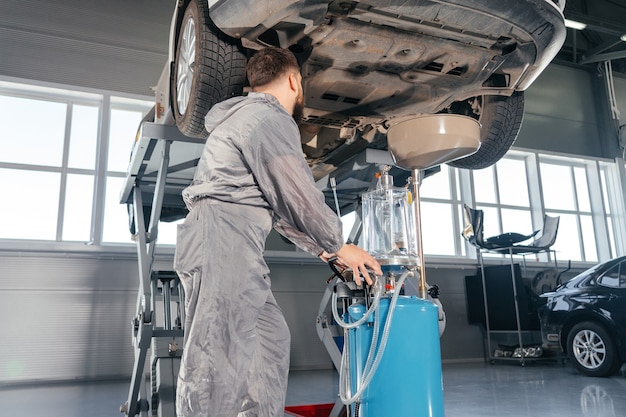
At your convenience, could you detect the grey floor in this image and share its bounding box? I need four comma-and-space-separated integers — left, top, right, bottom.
1, 361, 625, 417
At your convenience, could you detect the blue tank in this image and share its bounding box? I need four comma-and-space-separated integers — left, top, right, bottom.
347, 296, 444, 417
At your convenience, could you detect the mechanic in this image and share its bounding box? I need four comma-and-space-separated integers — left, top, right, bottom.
173, 46, 382, 417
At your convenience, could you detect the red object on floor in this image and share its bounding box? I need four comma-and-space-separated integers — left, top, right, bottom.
284, 403, 336, 417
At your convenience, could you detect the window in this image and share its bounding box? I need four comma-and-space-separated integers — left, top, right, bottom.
102, 176, 132, 244
68, 105, 99, 170
0, 92, 75, 241
463, 151, 617, 264
0, 169, 60, 240
597, 263, 621, 288
0, 95, 67, 166
62, 174, 94, 242
420, 165, 462, 256
539, 157, 601, 262
0, 80, 154, 246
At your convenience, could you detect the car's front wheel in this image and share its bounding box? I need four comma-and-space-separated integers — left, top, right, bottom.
171, 0, 247, 138
566, 321, 622, 377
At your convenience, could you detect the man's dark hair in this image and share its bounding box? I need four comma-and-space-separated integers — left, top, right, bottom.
246, 47, 300, 89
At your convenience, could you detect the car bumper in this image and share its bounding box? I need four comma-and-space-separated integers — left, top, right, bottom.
538, 304, 564, 351
541, 322, 563, 350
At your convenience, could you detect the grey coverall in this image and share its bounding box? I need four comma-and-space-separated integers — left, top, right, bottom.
173, 92, 344, 417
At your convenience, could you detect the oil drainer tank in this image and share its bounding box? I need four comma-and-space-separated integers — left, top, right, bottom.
336, 114, 481, 417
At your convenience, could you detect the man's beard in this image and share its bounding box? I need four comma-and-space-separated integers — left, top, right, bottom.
293, 93, 304, 124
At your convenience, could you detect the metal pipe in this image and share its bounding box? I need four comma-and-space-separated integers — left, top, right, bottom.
163, 278, 172, 330
147, 140, 171, 243
330, 177, 341, 217
411, 169, 427, 299
178, 279, 186, 330
508, 249, 525, 362
478, 250, 492, 361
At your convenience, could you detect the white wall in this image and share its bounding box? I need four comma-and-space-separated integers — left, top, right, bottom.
0, 0, 170, 97
2, 246, 588, 384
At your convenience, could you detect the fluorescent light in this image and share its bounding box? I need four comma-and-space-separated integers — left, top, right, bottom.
565, 19, 587, 31
621, 34, 626, 42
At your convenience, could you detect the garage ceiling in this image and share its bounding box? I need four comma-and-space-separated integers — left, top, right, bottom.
559, 0, 626, 73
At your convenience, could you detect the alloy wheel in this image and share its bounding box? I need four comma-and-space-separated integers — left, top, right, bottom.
572, 329, 607, 370
176, 16, 196, 116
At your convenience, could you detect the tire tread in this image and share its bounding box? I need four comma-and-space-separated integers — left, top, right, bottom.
173, 0, 246, 138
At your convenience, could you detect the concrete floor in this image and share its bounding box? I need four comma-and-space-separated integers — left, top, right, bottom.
1, 361, 625, 417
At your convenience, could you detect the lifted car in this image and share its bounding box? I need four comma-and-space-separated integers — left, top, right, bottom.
538, 256, 626, 377
154, 0, 566, 184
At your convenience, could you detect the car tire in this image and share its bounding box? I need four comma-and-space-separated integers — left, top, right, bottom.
566, 321, 622, 377
171, 0, 247, 138
447, 91, 524, 170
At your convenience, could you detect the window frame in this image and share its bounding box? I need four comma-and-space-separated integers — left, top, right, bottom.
536, 154, 612, 262
419, 164, 466, 257
0, 77, 156, 253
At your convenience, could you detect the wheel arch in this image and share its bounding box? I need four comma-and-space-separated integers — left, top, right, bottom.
560, 311, 618, 354
168, 0, 193, 61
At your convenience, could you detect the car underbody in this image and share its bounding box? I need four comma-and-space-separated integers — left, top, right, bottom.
159, 0, 565, 209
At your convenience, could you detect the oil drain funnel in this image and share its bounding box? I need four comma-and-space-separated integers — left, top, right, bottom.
386, 114, 480, 297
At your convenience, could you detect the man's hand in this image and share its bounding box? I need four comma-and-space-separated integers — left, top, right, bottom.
330, 244, 382, 286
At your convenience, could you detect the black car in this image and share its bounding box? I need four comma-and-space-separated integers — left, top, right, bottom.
538, 256, 626, 377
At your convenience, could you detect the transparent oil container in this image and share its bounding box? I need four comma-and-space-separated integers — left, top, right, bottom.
361, 171, 419, 268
